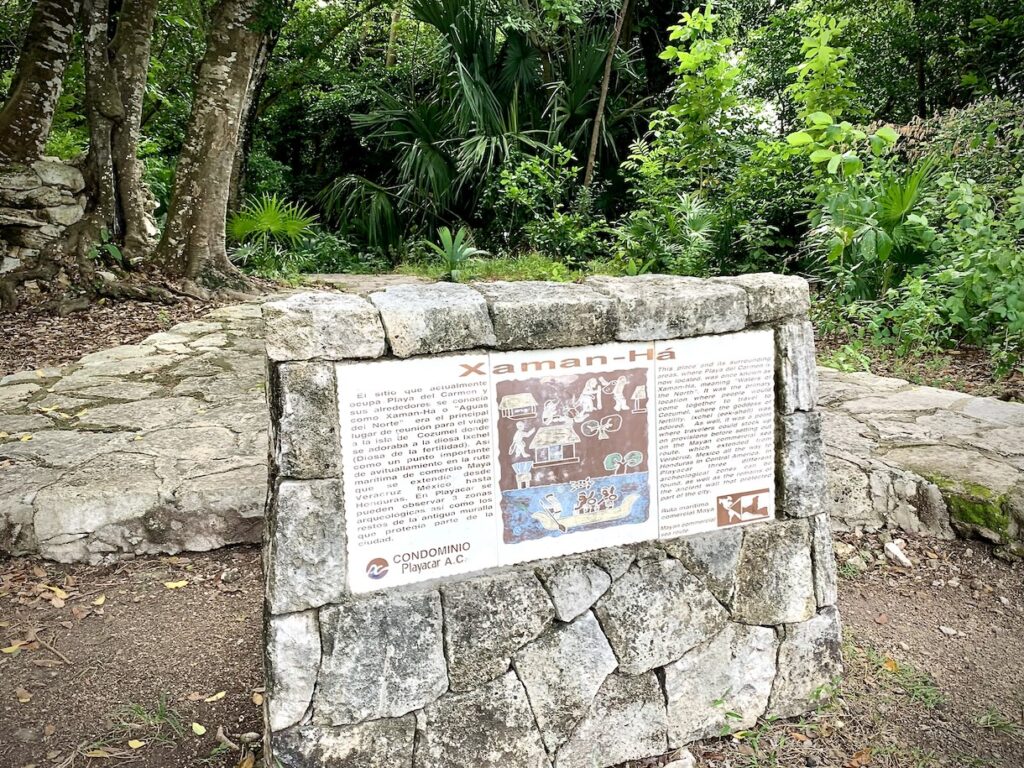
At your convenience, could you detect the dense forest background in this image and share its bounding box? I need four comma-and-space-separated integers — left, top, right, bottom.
0, 0, 1022, 373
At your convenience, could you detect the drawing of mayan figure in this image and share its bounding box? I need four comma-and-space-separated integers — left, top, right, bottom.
509, 421, 536, 458
600, 375, 629, 411
573, 378, 601, 421
541, 399, 560, 425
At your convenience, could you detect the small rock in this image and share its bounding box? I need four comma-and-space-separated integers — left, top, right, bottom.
240, 732, 260, 743
879, 531, 892, 545
664, 750, 696, 768
846, 556, 868, 573
939, 625, 957, 637
998, 596, 1010, 607
898, 641, 909, 651
931, 580, 945, 587
97, 270, 117, 283
884, 542, 912, 568
834, 541, 855, 559
220, 567, 241, 584
948, 578, 961, 588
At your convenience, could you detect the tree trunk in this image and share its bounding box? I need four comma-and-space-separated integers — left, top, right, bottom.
153, 0, 264, 286
385, 0, 403, 67
583, 0, 631, 187
0, 0, 81, 162
76, 0, 159, 264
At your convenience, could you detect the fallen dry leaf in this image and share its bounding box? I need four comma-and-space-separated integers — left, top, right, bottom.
192, 722, 207, 736
237, 753, 255, 768
127, 739, 145, 749
251, 691, 264, 706
164, 580, 188, 589
92, 594, 106, 606
204, 690, 226, 702
15, 686, 32, 703
882, 657, 899, 673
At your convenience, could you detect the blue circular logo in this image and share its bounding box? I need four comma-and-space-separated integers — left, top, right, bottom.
366, 558, 389, 579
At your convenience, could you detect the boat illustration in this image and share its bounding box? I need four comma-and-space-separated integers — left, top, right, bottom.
532, 493, 640, 532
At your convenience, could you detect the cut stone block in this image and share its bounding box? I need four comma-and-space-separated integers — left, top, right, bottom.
369, 282, 496, 357
779, 411, 828, 518
661, 528, 743, 604
713, 273, 810, 322
315, 590, 447, 725
665, 622, 777, 745
274, 362, 341, 478
265, 480, 347, 614
768, 607, 843, 719
535, 557, 612, 622
732, 519, 816, 625
585, 274, 746, 340
776, 320, 818, 412
263, 292, 385, 361
472, 281, 615, 350
267, 610, 320, 731
810, 514, 838, 607
272, 716, 416, 768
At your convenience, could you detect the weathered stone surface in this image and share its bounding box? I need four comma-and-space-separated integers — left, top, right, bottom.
809, 514, 838, 607
779, 411, 827, 518
535, 557, 612, 621
273, 717, 416, 768
267, 610, 320, 730
369, 282, 496, 357
417, 672, 549, 768
585, 274, 746, 340
513, 611, 617, 752
776, 320, 817, 412
274, 362, 340, 478
554, 671, 667, 768
263, 292, 385, 361
664, 623, 778, 745
472, 281, 615, 350
315, 591, 447, 725
590, 545, 635, 580
79, 397, 206, 430
266, 480, 347, 614
661, 528, 742, 604
0, 382, 40, 403
713, 273, 810, 322
732, 519, 816, 625
442, 571, 554, 691
31, 159, 85, 191
768, 607, 843, 719
594, 557, 727, 674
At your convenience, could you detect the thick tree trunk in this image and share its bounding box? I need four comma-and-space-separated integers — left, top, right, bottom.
153, 0, 264, 286
385, 0, 402, 67
76, 0, 159, 264
0, 0, 81, 162
583, 0, 631, 187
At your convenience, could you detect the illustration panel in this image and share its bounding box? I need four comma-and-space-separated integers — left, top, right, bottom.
493, 364, 653, 546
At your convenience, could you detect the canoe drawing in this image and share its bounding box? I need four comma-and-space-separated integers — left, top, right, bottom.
532, 493, 640, 532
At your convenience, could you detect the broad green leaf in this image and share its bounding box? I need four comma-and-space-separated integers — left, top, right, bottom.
808, 111, 833, 126
810, 149, 835, 163
787, 131, 814, 146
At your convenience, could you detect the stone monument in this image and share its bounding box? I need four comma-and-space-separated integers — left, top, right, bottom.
261, 274, 840, 768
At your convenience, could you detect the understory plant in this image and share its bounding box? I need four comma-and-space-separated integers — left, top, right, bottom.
423, 226, 489, 282
228, 193, 319, 277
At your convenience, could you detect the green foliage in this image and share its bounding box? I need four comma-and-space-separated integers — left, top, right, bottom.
228, 194, 319, 278
786, 12, 863, 121
422, 226, 489, 282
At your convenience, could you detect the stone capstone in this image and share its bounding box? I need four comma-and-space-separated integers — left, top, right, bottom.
513, 611, 618, 752
472, 281, 615, 350
442, 571, 555, 691
274, 362, 341, 479
593, 556, 728, 674
267, 610, 320, 731
265, 480, 347, 614
262, 292, 385, 361
369, 282, 496, 357
416, 672, 549, 768
664, 622, 778, 745
713, 273, 810, 323
554, 671, 668, 768
731, 519, 816, 625
585, 274, 746, 341
272, 717, 416, 768
776, 320, 818, 412
315, 591, 448, 725
768, 607, 843, 719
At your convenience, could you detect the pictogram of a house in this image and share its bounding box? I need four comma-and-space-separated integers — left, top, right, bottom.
530, 424, 581, 466
499, 393, 538, 419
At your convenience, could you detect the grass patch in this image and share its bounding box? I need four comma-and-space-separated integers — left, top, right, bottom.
976, 706, 1022, 736
863, 647, 945, 709
110, 694, 186, 746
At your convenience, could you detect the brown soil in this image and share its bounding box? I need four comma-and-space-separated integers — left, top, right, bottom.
2, 536, 1021, 768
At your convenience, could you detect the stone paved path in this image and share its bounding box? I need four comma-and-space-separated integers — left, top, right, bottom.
2, 296, 1023, 562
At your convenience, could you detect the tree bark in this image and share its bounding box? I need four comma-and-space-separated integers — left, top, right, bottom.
583, 0, 630, 188
153, 0, 265, 286
76, 0, 159, 264
384, 0, 402, 67
0, 0, 81, 162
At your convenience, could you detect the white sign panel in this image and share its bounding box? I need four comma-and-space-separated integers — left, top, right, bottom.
337, 329, 775, 593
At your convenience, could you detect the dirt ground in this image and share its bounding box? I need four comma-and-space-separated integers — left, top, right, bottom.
2, 534, 1021, 768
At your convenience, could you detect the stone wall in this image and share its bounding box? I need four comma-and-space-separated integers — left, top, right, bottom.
261, 274, 841, 768
0, 159, 85, 274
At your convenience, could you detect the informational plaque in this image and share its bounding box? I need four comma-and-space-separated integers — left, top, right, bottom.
337, 330, 775, 593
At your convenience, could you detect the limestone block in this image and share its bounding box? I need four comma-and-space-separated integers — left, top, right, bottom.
273, 716, 416, 768
768, 606, 843, 719
265, 480, 347, 614
274, 362, 341, 479
585, 274, 746, 340
731, 519, 816, 625
535, 557, 612, 622
590, 545, 635, 580
660, 527, 743, 604
41, 203, 83, 227
554, 671, 668, 768
593, 557, 727, 674
267, 610, 320, 730
262, 292, 385, 361
369, 282, 496, 357
824, 455, 883, 532
417, 672, 549, 768
779, 411, 828, 518
472, 281, 615, 350
776, 320, 818, 412
513, 611, 617, 752
664, 623, 778, 745
442, 570, 554, 691
315, 591, 447, 725
809, 514, 838, 607
31, 159, 85, 191
713, 273, 810, 322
